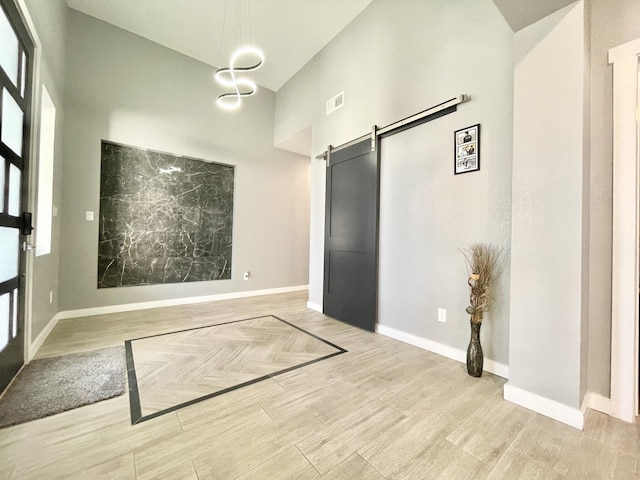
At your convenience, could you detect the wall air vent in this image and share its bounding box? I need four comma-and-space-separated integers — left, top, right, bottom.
326, 91, 344, 116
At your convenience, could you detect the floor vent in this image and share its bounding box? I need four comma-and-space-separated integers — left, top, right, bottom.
326, 91, 344, 116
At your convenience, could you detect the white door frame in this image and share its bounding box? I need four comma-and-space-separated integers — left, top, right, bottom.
609, 38, 640, 423
13, 0, 43, 362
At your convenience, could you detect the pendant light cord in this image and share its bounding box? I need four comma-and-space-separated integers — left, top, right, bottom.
236, 0, 240, 46
218, 0, 228, 68
248, 0, 253, 44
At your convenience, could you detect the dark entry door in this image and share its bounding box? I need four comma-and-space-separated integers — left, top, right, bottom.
0, 0, 34, 393
323, 139, 378, 332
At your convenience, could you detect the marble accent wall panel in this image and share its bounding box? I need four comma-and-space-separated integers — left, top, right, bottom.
98, 141, 234, 288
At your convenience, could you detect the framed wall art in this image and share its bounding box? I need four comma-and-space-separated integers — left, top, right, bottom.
98, 141, 235, 289
454, 124, 480, 175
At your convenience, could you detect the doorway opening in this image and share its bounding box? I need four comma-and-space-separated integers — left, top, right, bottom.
0, 0, 35, 394
609, 38, 640, 423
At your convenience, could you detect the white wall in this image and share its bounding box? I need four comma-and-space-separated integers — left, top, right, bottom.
275, 0, 514, 364
509, 2, 586, 408
59, 10, 310, 311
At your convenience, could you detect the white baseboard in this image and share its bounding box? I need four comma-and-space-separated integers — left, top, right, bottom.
57, 285, 309, 320
376, 323, 509, 379
28, 312, 62, 361
504, 383, 584, 430
582, 392, 611, 415
306, 301, 323, 313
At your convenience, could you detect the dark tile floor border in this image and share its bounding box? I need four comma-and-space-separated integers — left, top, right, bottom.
124, 315, 347, 424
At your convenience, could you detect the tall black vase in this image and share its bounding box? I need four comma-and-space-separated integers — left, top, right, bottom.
466, 320, 483, 377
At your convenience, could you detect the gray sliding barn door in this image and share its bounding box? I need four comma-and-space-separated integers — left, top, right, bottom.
323, 139, 378, 332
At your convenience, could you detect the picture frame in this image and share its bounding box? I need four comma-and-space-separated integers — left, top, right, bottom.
454, 124, 480, 175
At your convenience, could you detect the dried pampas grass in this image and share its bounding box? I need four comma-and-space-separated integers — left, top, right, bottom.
460, 243, 502, 323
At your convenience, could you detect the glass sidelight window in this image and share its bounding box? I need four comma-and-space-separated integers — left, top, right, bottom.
0, 6, 18, 86
1, 88, 24, 156
36, 86, 56, 256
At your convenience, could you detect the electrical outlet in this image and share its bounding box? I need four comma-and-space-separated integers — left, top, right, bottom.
438, 308, 446, 323
243, 271, 250, 280
85, 211, 94, 221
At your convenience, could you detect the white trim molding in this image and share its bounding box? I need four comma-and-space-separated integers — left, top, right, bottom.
504, 383, 584, 430
28, 312, 61, 361
376, 323, 509, 379
306, 301, 323, 313
609, 38, 640, 64
608, 37, 640, 423
582, 392, 611, 415
57, 285, 309, 320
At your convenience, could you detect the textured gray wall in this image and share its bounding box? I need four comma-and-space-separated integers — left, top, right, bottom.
59, 10, 310, 311
510, 3, 585, 408
23, 0, 67, 341
275, 0, 513, 363
378, 115, 513, 365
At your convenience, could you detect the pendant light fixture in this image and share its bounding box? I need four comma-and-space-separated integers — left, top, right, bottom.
215, 0, 264, 110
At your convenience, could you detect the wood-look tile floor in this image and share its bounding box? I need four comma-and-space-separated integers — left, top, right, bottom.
1, 290, 638, 479
129, 315, 344, 419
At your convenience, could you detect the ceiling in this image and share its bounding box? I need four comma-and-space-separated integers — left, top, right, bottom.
492, 0, 577, 32
66, 0, 375, 92
66, 0, 577, 93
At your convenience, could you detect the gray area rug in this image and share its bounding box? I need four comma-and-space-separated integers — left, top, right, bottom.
0, 346, 126, 429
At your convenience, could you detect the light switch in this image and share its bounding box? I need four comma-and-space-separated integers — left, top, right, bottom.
85, 211, 94, 221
